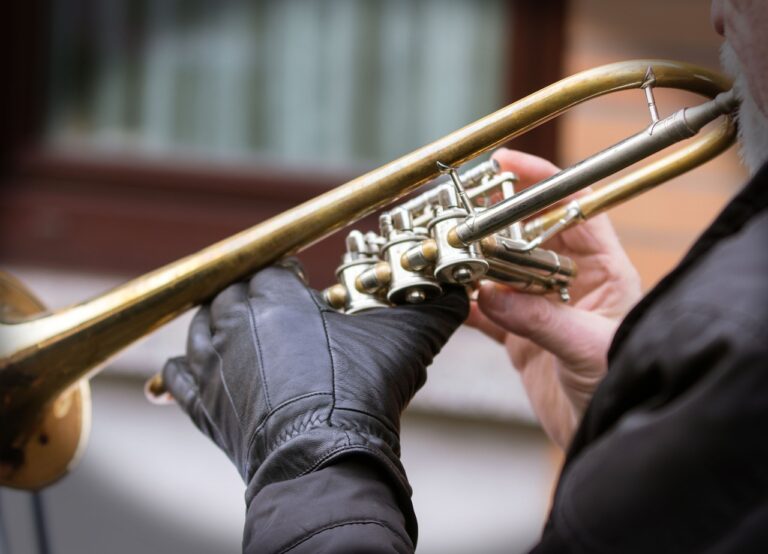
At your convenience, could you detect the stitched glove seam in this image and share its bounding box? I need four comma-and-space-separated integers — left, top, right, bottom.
245, 391, 333, 470
332, 406, 399, 438
210, 346, 245, 435
251, 391, 334, 435
244, 299, 273, 411
266, 411, 328, 453
290, 282, 343, 428
249, 418, 399, 479
308, 291, 339, 424
259, 416, 399, 468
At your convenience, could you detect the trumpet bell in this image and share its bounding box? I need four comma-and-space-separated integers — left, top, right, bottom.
0, 272, 91, 489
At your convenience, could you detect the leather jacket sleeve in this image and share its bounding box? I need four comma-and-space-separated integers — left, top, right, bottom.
243, 457, 414, 553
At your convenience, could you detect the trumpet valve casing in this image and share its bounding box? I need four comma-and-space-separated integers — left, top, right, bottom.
380, 210, 442, 305
428, 186, 489, 284
326, 230, 388, 314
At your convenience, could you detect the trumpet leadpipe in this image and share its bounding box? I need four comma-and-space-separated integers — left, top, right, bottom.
449, 90, 738, 247
522, 114, 737, 239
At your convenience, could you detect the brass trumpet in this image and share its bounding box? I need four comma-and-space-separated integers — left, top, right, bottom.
0, 60, 736, 490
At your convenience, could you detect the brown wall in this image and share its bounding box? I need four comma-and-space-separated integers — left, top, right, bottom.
561, 0, 748, 289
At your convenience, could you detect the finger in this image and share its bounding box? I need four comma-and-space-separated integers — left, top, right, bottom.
366, 286, 469, 353
247, 264, 316, 308
492, 148, 561, 190
162, 356, 226, 446
466, 301, 507, 344
380, 286, 469, 338
210, 281, 250, 325
162, 356, 202, 418
416, 285, 470, 329
503, 332, 542, 370
552, 209, 625, 255
186, 306, 216, 370
477, 282, 616, 369
245, 265, 331, 405
492, 148, 599, 225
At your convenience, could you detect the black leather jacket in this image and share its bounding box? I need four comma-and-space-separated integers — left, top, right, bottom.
244, 163, 768, 553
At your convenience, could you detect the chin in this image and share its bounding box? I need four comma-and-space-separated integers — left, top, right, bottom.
720, 42, 768, 176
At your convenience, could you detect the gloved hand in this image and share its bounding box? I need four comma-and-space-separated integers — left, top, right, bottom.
162, 263, 468, 509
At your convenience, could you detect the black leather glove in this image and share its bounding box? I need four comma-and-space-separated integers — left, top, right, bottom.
162, 263, 467, 512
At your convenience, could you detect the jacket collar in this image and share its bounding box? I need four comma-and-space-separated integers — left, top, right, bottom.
608, 159, 768, 360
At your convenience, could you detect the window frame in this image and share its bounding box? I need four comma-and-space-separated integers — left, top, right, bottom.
1, 0, 567, 282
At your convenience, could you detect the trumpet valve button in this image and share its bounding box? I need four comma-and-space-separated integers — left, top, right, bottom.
405, 289, 427, 304
452, 266, 474, 284
355, 261, 392, 293
401, 239, 438, 271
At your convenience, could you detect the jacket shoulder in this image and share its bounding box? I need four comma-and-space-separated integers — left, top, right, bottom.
624, 207, 768, 358
579, 208, 768, 443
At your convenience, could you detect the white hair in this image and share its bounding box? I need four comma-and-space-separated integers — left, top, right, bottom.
720, 41, 768, 175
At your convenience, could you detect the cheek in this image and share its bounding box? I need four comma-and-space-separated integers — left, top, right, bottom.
723, 1, 768, 116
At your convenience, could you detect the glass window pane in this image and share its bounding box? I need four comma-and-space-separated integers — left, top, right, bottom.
47, 0, 511, 168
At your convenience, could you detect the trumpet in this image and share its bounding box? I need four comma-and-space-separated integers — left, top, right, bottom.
0, 60, 736, 490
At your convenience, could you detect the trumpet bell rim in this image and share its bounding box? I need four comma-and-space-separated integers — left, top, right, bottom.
0, 272, 91, 490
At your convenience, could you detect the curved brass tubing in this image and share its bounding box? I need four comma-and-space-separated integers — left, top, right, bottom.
0, 60, 735, 489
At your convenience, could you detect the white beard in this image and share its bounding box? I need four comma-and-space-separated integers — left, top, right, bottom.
720, 41, 768, 176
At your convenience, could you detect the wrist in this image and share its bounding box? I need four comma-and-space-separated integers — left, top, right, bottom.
245, 411, 408, 505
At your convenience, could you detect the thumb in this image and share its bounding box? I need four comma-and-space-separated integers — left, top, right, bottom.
380, 285, 469, 340
477, 282, 615, 370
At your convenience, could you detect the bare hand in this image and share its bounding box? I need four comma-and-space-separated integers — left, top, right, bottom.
467, 149, 642, 449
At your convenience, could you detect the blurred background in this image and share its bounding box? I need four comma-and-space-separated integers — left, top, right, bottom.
0, 1, 746, 553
